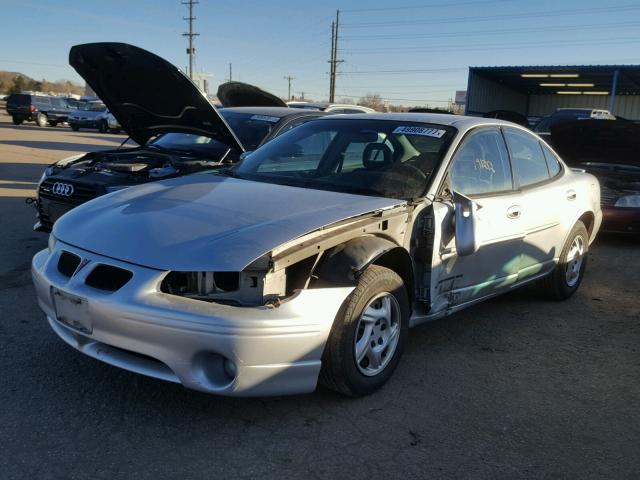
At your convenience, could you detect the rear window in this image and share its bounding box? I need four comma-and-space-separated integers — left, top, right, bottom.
504, 128, 550, 187
34, 97, 52, 107
541, 143, 562, 177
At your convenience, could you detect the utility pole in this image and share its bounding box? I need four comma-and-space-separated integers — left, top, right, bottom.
228, 63, 233, 82
328, 10, 343, 103
329, 21, 335, 102
284, 75, 295, 101
181, 0, 200, 80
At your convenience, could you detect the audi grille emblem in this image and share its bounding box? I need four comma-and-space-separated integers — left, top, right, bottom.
52, 182, 74, 197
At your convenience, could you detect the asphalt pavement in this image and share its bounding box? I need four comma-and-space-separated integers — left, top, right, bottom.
0, 110, 638, 480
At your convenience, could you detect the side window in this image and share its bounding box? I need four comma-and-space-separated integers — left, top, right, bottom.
540, 143, 562, 177
449, 128, 513, 196
504, 128, 550, 187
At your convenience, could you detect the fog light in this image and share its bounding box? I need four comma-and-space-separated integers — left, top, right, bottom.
223, 358, 237, 380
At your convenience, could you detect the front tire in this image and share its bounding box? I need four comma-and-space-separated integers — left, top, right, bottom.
320, 265, 409, 396
540, 221, 589, 300
36, 112, 48, 127
70, 125, 79, 132
98, 120, 108, 133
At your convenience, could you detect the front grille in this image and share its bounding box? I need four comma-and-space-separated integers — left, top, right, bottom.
58, 251, 81, 277
39, 178, 100, 205
85, 265, 133, 292
599, 186, 617, 207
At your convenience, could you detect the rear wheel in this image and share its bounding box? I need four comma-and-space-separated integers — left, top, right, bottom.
49, 121, 58, 127
36, 112, 48, 127
539, 221, 589, 300
320, 265, 409, 396
12, 117, 23, 125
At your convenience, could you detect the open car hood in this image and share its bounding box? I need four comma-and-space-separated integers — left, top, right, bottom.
551, 119, 640, 167
217, 81, 287, 108
69, 42, 244, 151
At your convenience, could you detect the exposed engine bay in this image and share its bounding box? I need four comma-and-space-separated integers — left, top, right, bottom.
35, 146, 232, 231
55, 146, 229, 181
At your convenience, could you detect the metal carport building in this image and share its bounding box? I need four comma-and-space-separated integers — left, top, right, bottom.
465, 65, 640, 120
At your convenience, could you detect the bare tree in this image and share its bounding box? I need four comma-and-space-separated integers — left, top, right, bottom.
358, 93, 385, 111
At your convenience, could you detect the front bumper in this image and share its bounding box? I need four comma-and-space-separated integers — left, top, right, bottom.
601, 207, 640, 234
32, 243, 352, 396
68, 119, 99, 128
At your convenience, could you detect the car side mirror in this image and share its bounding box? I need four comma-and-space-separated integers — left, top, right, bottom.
239, 151, 253, 162
453, 191, 480, 256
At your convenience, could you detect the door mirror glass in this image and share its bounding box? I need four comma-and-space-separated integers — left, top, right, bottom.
453, 191, 479, 256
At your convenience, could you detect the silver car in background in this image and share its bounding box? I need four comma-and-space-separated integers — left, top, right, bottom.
32, 112, 601, 397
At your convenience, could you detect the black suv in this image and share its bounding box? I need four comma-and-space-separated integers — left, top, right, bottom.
5, 93, 73, 127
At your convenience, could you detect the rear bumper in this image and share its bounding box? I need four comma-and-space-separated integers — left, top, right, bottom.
32, 244, 352, 396
601, 207, 640, 234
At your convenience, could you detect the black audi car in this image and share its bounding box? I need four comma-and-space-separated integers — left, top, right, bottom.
34, 43, 326, 232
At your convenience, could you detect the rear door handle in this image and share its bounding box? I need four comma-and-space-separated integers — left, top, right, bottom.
566, 190, 577, 201
507, 205, 521, 219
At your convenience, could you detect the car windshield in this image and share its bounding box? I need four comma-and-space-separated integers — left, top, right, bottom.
150, 133, 231, 158
219, 111, 282, 150
230, 119, 455, 199
79, 102, 106, 112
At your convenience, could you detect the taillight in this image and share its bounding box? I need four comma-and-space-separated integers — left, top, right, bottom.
29, 105, 36, 112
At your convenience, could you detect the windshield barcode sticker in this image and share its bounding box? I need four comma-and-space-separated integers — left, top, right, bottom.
393, 126, 446, 138
250, 115, 280, 123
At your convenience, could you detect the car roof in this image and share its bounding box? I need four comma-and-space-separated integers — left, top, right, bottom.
219, 106, 326, 118
314, 112, 520, 131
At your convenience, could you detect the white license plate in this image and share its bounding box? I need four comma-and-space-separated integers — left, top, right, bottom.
51, 287, 91, 333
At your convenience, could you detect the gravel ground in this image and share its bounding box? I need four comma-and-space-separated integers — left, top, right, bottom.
0, 110, 638, 479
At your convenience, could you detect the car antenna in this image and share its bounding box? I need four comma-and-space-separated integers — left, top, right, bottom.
118, 136, 131, 150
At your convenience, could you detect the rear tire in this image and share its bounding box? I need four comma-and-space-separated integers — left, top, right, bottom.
539, 221, 589, 300
319, 265, 409, 396
36, 112, 48, 127
12, 117, 23, 125
49, 121, 58, 127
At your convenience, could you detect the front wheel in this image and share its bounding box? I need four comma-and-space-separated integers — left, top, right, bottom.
70, 125, 79, 132
539, 221, 589, 300
98, 120, 108, 133
36, 112, 48, 127
12, 117, 23, 125
320, 265, 409, 396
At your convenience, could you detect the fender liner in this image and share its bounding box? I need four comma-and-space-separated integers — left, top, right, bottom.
315, 236, 415, 301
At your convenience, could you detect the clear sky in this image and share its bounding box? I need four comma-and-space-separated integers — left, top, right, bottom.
2, 0, 640, 106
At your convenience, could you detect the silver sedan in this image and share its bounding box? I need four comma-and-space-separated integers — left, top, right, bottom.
32, 113, 602, 397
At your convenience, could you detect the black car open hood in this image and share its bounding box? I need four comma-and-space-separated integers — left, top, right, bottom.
217, 81, 287, 107
551, 119, 639, 167
69, 42, 244, 151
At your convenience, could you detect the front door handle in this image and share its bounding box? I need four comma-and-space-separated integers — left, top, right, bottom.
506, 205, 521, 219
566, 190, 577, 201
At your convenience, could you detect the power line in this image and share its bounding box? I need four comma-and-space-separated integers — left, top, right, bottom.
337, 67, 467, 75
341, 36, 640, 54
341, 20, 640, 41
341, 4, 640, 28
341, 0, 515, 12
